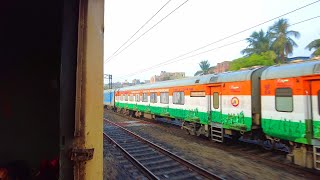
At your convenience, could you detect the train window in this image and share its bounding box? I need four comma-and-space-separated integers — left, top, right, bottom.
150, 93, 157, 103
173, 92, 184, 105
129, 94, 134, 101
213, 92, 219, 109
142, 93, 148, 102
160, 92, 169, 104
318, 90, 320, 115
191, 91, 205, 97
275, 88, 293, 112
120, 95, 123, 101
125, 94, 128, 101
136, 94, 140, 102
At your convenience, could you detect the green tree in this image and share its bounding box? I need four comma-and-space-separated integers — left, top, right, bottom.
194, 60, 210, 76
229, 51, 276, 71
305, 38, 320, 57
269, 18, 300, 63
241, 30, 270, 56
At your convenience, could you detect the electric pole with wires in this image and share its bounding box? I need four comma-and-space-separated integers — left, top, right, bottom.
104, 74, 112, 89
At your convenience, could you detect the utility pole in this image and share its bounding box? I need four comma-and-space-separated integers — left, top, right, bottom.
104, 74, 112, 89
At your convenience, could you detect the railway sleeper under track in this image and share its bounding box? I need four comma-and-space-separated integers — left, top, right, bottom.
105, 110, 320, 177
103, 119, 223, 180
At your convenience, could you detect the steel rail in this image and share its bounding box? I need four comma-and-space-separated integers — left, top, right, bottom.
103, 132, 159, 180
104, 118, 223, 180
105, 110, 320, 178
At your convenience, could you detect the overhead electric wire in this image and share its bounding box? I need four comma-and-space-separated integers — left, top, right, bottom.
105, 0, 190, 64
105, 0, 172, 63
116, 15, 320, 80
113, 0, 320, 79
142, 15, 320, 71
290, 15, 320, 26
130, 0, 320, 70
117, 39, 246, 79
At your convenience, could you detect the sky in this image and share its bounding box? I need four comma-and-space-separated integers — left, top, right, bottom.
103, 0, 320, 83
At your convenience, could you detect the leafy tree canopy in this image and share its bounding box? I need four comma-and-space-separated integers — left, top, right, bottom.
229, 51, 276, 71
194, 60, 210, 76
269, 18, 300, 63
241, 29, 270, 56
313, 48, 320, 56
305, 38, 320, 56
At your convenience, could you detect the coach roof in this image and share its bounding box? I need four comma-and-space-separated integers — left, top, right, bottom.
261, 60, 320, 80
210, 67, 262, 83
118, 67, 265, 91
118, 74, 216, 91
104, 89, 115, 93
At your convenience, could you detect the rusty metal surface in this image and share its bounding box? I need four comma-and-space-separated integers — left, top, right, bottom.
73, 0, 87, 179
71, 148, 94, 161
74, 0, 86, 139
74, 0, 104, 179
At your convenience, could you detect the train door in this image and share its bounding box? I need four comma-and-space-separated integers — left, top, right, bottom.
311, 80, 320, 139
210, 86, 222, 123
210, 85, 223, 142
310, 80, 320, 170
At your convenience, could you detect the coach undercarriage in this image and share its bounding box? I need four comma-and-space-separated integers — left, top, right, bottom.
182, 121, 210, 137
180, 120, 320, 170
113, 107, 320, 171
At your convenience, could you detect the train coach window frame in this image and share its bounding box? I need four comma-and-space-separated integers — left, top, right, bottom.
136, 94, 140, 102
129, 94, 134, 101
160, 92, 169, 104
213, 92, 219, 109
318, 90, 320, 115
173, 92, 185, 105
125, 94, 128, 101
275, 88, 293, 112
190, 91, 205, 97
142, 93, 148, 102
150, 92, 157, 103
120, 95, 123, 101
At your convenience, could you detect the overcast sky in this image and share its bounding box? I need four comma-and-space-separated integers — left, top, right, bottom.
103, 0, 320, 83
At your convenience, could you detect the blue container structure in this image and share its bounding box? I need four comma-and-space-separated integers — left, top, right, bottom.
103, 89, 115, 106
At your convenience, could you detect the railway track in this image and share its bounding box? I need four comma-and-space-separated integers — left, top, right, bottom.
105, 109, 320, 179
103, 118, 223, 180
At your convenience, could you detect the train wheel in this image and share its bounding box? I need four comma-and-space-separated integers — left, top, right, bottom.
262, 139, 274, 150
185, 129, 190, 135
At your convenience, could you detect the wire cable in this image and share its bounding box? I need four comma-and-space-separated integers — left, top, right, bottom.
118, 39, 246, 79
112, 0, 320, 78
105, 0, 172, 63
105, 0, 190, 64
290, 15, 320, 26
141, 0, 320, 68
116, 15, 320, 80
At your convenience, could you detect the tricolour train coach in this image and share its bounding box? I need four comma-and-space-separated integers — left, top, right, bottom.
104, 60, 320, 170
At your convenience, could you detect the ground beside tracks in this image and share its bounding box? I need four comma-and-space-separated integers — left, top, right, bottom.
103, 110, 320, 180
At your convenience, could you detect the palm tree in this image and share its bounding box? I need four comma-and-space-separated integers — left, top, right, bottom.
194, 60, 210, 76
241, 29, 270, 56
268, 18, 300, 63
305, 38, 320, 57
